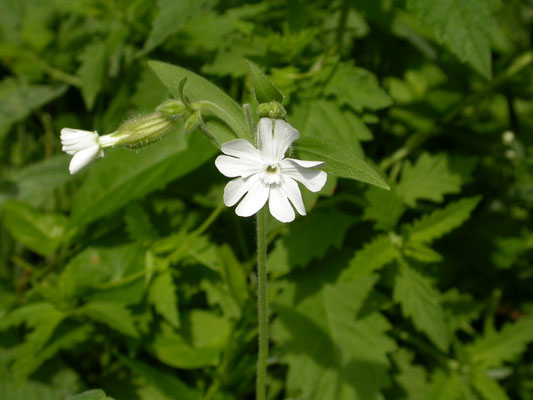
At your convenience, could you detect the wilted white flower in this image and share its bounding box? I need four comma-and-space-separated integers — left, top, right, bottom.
215, 118, 327, 223
60, 128, 121, 174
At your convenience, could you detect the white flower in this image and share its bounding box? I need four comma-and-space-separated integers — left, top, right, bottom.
215, 118, 327, 223
60, 128, 120, 174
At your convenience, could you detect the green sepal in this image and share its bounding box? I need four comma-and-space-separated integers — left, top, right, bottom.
247, 60, 284, 104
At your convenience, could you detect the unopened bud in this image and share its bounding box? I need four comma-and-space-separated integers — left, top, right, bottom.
257, 101, 287, 120
184, 110, 203, 134
111, 112, 178, 149
156, 99, 187, 119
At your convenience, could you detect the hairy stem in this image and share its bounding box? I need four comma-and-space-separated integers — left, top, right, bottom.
256, 208, 268, 400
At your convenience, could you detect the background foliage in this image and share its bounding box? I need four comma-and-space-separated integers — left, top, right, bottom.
1, 0, 533, 399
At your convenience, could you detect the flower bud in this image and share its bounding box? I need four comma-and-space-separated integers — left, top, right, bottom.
156, 99, 187, 119
111, 112, 178, 149
183, 110, 203, 134
257, 101, 287, 120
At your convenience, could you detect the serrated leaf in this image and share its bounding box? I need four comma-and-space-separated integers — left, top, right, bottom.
148, 60, 249, 141
217, 244, 248, 306
78, 42, 106, 110
340, 234, 399, 281
424, 371, 462, 400
272, 274, 395, 400
149, 270, 179, 328
247, 60, 284, 103
407, 196, 481, 244
392, 349, 430, 400
269, 209, 358, 275
143, 0, 205, 54
363, 186, 405, 230
394, 260, 450, 351
470, 371, 510, 400
293, 136, 389, 189
397, 153, 462, 206
71, 131, 216, 226
404, 242, 443, 263
407, 0, 498, 78
1, 200, 71, 255
324, 63, 392, 112
80, 302, 139, 337
466, 315, 533, 368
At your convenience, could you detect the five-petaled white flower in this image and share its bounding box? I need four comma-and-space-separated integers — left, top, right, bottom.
60, 128, 120, 174
215, 118, 327, 223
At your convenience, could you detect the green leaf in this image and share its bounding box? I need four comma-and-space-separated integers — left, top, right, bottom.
1, 200, 71, 255
124, 203, 159, 241
1, 154, 71, 208
363, 186, 405, 230
269, 209, 358, 275
397, 153, 462, 206
466, 315, 533, 368
324, 63, 392, 112
80, 302, 139, 337
143, 0, 205, 54
394, 260, 450, 351
149, 270, 180, 328
407, 0, 498, 78
340, 234, 399, 281
71, 131, 216, 226
148, 60, 250, 140
424, 371, 462, 400
407, 196, 482, 244
291, 100, 373, 157
272, 274, 395, 400
0, 78, 67, 142
67, 390, 108, 400
118, 355, 200, 400
148, 311, 231, 369
470, 371, 510, 400
392, 349, 430, 400
78, 42, 106, 110
293, 136, 389, 189
247, 60, 284, 103
217, 244, 249, 307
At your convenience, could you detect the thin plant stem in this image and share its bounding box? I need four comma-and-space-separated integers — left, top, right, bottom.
256, 207, 268, 400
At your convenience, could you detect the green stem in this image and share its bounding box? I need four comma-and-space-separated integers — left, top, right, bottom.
256, 208, 268, 400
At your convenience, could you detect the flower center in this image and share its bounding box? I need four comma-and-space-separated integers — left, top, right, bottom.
262, 163, 281, 185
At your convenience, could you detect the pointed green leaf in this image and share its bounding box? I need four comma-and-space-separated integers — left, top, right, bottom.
80, 302, 139, 337
397, 153, 462, 206
394, 260, 450, 351
149, 270, 180, 328
471, 371, 510, 400
293, 136, 389, 189
407, 0, 499, 79
466, 315, 533, 368
78, 42, 106, 110
148, 60, 249, 140
407, 196, 482, 244
247, 60, 284, 103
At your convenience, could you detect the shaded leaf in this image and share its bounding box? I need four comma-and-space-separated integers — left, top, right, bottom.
149, 270, 180, 328
247, 60, 284, 103
80, 302, 139, 337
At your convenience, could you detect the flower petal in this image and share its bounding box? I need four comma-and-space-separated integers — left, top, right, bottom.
221, 139, 262, 162
61, 128, 100, 155
235, 177, 269, 217
280, 176, 306, 216
215, 155, 262, 178
284, 158, 324, 168
69, 145, 103, 174
257, 118, 300, 163
280, 159, 327, 192
223, 175, 257, 207
268, 185, 295, 223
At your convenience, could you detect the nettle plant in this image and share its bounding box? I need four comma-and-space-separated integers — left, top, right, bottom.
60, 61, 389, 400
